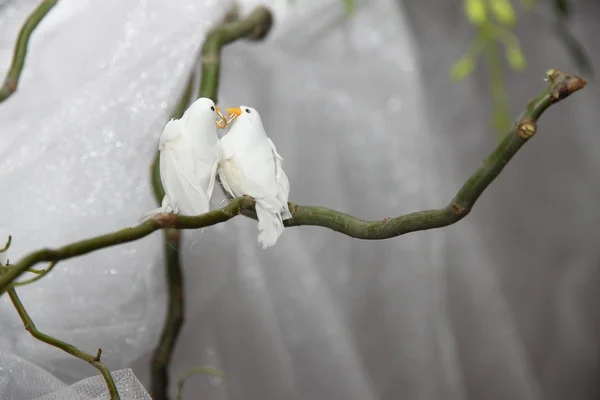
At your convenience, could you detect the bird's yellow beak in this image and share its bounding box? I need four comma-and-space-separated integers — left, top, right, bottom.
215, 106, 228, 129
226, 107, 242, 117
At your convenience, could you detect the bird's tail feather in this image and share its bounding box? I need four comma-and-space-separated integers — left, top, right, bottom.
255, 197, 287, 249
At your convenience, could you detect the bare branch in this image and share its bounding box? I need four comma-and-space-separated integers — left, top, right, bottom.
10, 261, 57, 287
200, 6, 273, 103
0, 69, 586, 296
0, 0, 58, 103
175, 365, 225, 400
0, 235, 11, 253
7, 287, 120, 399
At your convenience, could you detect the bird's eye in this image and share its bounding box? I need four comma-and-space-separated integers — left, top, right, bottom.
245, 108, 251, 114
211, 106, 215, 111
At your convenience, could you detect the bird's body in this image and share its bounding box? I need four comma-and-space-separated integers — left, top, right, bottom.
143, 97, 220, 220
218, 106, 291, 248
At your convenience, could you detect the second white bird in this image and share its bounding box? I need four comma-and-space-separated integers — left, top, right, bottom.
218, 106, 291, 249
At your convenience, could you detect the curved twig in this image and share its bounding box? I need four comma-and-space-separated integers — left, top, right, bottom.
0, 69, 586, 296
0, 0, 58, 103
7, 287, 120, 399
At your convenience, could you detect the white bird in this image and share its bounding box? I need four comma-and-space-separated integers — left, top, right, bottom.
218, 105, 291, 249
142, 97, 221, 221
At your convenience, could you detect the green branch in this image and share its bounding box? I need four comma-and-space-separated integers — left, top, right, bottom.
0, 0, 58, 103
149, 7, 274, 400
0, 235, 11, 253
200, 6, 273, 103
0, 69, 586, 296
7, 287, 120, 399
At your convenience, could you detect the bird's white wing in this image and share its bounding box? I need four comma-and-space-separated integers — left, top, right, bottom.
158, 119, 182, 150
268, 138, 291, 218
206, 154, 220, 200
219, 149, 274, 200
218, 166, 234, 198
160, 143, 210, 216
268, 138, 290, 197
217, 136, 236, 197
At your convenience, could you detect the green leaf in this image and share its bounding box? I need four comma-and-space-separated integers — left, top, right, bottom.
505, 43, 527, 71
176, 366, 225, 400
343, 0, 355, 16
489, 0, 517, 25
449, 55, 476, 82
464, 0, 487, 25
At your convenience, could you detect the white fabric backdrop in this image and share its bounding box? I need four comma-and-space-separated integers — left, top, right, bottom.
0, 0, 598, 399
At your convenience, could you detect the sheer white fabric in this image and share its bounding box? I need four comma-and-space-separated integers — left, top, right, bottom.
1, 0, 598, 399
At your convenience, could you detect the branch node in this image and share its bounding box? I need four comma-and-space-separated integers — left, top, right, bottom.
246, 9, 273, 40
201, 54, 220, 65
546, 68, 562, 83
289, 202, 298, 216
94, 348, 102, 362
546, 70, 587, 104
450, 203, 470, 217
518, 120, 537, 139
154, 213, 177, 229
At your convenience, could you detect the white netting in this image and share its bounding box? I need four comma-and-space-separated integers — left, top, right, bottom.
0, 348, 150, 400
34, 369, 150, 400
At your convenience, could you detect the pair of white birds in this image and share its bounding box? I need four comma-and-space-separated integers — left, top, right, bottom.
146, 97, 291, 249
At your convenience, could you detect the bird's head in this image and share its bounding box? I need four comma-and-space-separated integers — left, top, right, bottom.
182, 97, 224, 131
225, 105, 263, 129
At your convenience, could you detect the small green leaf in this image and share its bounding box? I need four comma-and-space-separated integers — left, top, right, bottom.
343, 0, 355, 16
464, 0, 487, 25
449, 55, 476, 82
505, 43, 527, 71
489, 0, 517, 25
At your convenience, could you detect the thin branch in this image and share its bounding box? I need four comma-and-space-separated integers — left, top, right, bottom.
0, 69, 585, 295
0, 236, 11, 253
0, 0, 58, 103
7, 287, 120, 399
200, 5, 273, 103
175, 365, 225, 400
11, 261, 57, 287
149, 7, 274, 400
